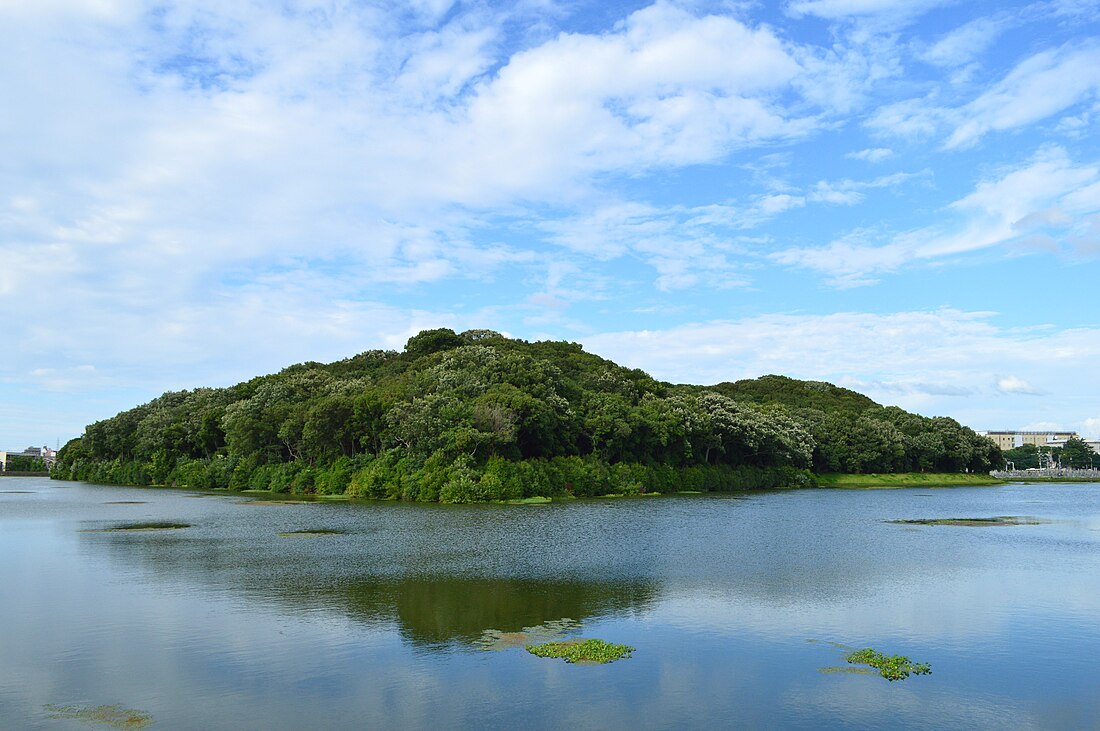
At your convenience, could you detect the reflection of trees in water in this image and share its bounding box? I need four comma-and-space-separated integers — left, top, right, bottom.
79, 529, 656, 651
341, 577, 656, 649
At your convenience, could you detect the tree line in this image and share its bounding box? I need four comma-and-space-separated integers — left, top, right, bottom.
52, 328, 1001, 501
1002, 438, 1098, 470
4, 455, 47, 472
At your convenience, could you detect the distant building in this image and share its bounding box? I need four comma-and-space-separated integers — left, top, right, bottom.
978, 431, 1078, 451
0, 446, 57, 472
1048, 438, 1100, 454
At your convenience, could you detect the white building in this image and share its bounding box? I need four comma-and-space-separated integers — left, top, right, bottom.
978, 430, 1078, 451
0, 446, 57, 471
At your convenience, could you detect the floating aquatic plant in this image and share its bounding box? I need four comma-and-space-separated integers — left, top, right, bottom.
846, 648, 931, 681
888, 516, 1043, 527
278, 529, 345, 536
526, 638, 634, 664
44, 704, 153, 729
88, 522, 191, 532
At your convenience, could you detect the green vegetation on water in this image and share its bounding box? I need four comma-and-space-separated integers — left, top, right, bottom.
815, 473, 1002, 488
526, 638, 635, 664
51, 329, 1001, 503
43, 704, 153, 729
278, 528, 345, 536
90, 522, 191, 532
846, 648, 931, 681
888, 516, 1044, 527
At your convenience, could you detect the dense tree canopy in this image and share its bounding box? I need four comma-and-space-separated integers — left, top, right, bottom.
53, 329, 1001, 501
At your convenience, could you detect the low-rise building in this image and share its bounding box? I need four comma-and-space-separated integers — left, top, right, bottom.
979, 431, 1099, 454
0, 446, 57, 472
979, 430, 1078, 451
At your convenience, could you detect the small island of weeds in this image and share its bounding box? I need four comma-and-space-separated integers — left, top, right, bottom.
44, 704, 153, 729
277, 528, 345, 536
889, 516, 1043, 527
86, 522, 191, 532
847, 648, 931, 681
526, 638, 634, 664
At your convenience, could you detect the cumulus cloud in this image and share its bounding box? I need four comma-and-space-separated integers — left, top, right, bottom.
582, 309, 1100, 427
2, 1, 1098, 446
996, 375, 1044, 395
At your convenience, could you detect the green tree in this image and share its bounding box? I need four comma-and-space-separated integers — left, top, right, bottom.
1060, 437, 1097, 468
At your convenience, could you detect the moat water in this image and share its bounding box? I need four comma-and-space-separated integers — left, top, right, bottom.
2, 477, 1099, 729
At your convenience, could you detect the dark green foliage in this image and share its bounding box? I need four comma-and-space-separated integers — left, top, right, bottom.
1059, 437, 1098, 469
846, 648, 931, 681
1002, 443, 1040, 469
710, 375, 879, 414
403, 328, 466, 359
52, 330, 998, 501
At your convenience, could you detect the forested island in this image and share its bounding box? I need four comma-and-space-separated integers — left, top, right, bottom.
52, 329, 1001, 501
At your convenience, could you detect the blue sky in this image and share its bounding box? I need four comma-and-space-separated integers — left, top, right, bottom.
2, 0, 1099, 450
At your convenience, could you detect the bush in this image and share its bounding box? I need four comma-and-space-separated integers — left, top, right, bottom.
438, 455, 485, 503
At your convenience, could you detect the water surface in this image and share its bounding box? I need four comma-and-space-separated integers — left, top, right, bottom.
2, 478, 1098, 729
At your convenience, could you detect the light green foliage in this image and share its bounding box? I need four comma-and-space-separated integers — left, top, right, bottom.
816, 473, 1000, 488
526, 638, 634, 664
847, 648, 931, 681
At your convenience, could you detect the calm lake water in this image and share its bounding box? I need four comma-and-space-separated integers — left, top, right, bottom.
2, 477, 1099, 730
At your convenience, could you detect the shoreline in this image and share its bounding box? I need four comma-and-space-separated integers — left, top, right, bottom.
814, 473, 1004, 489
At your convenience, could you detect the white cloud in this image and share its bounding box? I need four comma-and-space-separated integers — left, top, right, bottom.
996, 375, 1044, 395
867, 42, 1100, 148
451, 2, 817, 197
786, 0, 955, 21
772, 146, 1100, 284
3, 1, 1100, 446
754, 194, 806, 216
865, 97, 944, 139
540, 201, 756, 291
945, 43, 1100, 149
920, 14, 1013, 68
847, 147, 893, 162
583, 309, 1100, 427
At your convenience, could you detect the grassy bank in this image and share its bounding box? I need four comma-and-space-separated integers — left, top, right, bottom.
816, 473, 1003, 489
